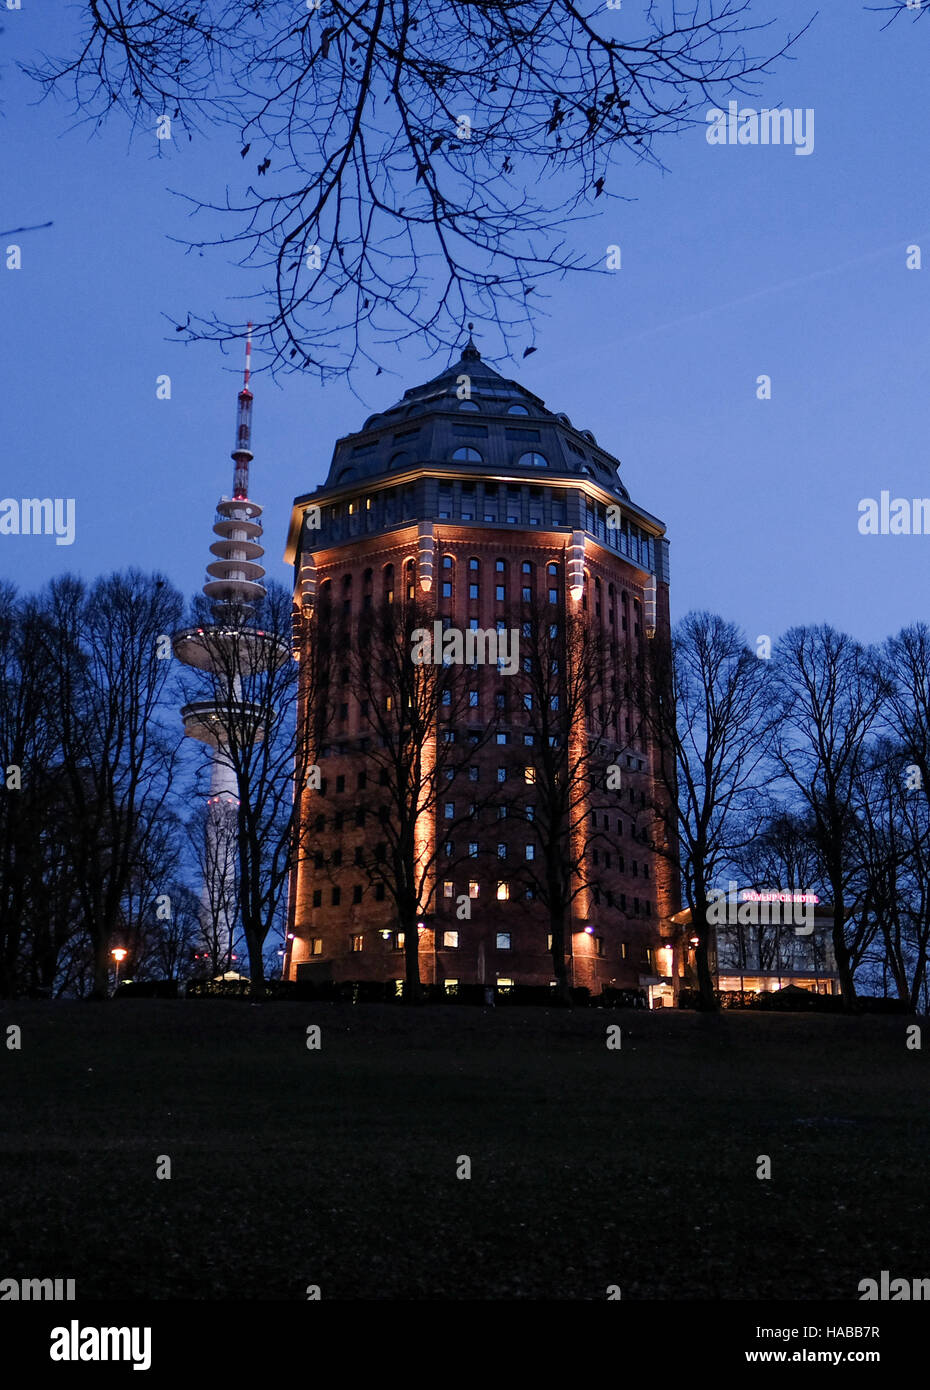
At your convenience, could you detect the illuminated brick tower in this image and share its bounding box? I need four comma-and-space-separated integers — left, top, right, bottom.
283, 338, 680, 1003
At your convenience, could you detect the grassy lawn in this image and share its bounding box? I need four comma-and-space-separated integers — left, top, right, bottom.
0, 1002, 926, 1300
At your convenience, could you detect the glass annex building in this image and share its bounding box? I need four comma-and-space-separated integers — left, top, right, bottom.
281, 341, 681, 1002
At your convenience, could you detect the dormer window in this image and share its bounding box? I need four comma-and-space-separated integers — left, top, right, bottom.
507, 404, 530, 416
452, 447, 482, 463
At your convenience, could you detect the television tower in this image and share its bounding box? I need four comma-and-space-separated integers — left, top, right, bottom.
173, 327, 285, 972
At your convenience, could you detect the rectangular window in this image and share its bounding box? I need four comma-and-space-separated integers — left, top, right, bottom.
525, 845, 535, 860
375, 883, 386, 902
496, 882, 509, 901
496, 932, 511, 949
352, 885, 362, 904
442, 581, 452, 598
469, 584, 479, 600
311, 937, 323, 956
444, 802, 454, 818
350, 933, 363, 952
443, 880, 454, 898
312, 889, 322, 908
468, 880, 480, 898
497, 843, 507, 859
495, 585, 505, 601
442, 931, 459, 949
497, 767, 507, 782
525, 767, 536, 784
331, 887, 341, 906
468, 842, 479, 857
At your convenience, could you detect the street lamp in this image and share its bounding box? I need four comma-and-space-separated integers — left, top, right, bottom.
111, 947, 128, 994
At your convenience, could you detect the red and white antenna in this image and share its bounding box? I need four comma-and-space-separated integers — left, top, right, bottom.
243, 320, 253, 392
232, 322, 254, 500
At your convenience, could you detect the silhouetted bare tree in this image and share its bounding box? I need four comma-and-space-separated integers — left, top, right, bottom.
25, 1, 808, 377
770, 625, 888, 1010
641, 611, 775, 1010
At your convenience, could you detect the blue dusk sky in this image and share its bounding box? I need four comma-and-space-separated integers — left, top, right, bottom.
2, 2, 928, 646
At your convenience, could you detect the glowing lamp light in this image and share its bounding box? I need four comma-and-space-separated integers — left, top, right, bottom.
567, 530, 586, 600
110, 947, 128, 992
381, 930, 392, 940
584, 925, 595, 934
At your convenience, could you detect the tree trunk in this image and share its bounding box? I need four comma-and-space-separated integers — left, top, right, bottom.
90, 938, 111, 1000
549, 909, 572, 1007
692, 891, 718, 1011
831, 891, 858, 1011
244, 924, 266, 997
694, 937, 717, 1011
402, 910, 423, 1003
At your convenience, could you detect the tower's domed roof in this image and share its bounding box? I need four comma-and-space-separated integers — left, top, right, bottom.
321, 340, 629, 499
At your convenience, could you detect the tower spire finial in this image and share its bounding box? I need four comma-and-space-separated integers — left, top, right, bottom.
462, 321, 480, 362
232, 323, 254, 500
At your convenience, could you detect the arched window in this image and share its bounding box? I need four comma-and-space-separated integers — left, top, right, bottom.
517, 451, 547, 468
452, 447, 482, 462
389, 451, 410, 469
507, 404, 530, 416
336, 466, 358, 483
468, 557, 480, 571
383, 564, 395, 605
458, 400, 480, 412
405, 559, 417, 600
